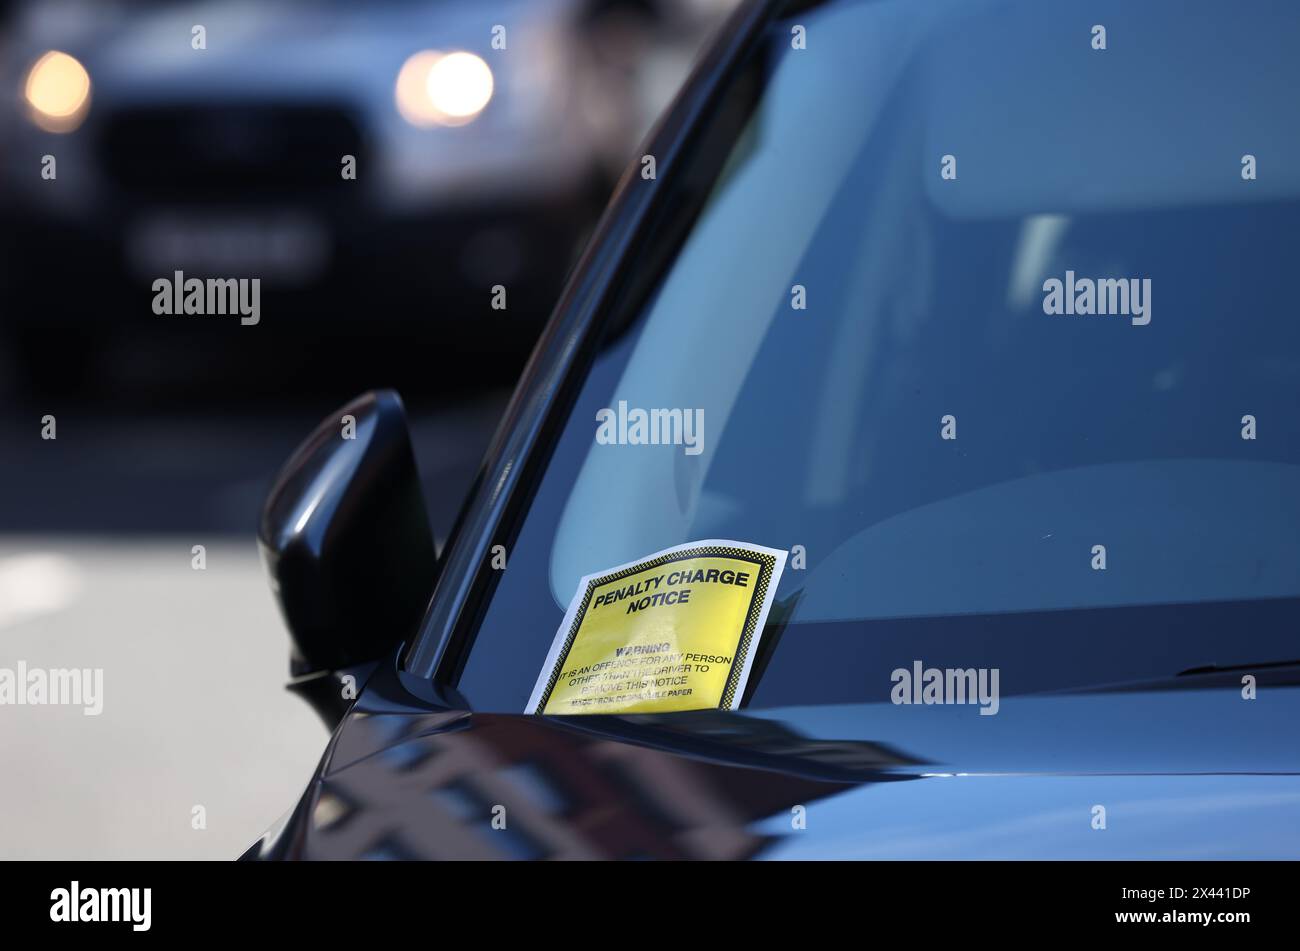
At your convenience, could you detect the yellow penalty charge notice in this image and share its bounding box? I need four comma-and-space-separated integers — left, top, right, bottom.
526, 539, 788, 715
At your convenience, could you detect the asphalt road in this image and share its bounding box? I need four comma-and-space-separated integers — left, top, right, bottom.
0, 387, 511, 858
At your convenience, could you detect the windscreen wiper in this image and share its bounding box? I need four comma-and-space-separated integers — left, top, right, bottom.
1051, 659, 1300, 695
1177, 659, 1300, 676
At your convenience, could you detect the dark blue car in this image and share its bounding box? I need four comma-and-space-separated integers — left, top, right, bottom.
246, 0, 1300, 860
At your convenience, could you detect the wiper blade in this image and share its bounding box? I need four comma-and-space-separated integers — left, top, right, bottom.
1051, 659, 1300, 696
1177, 659, 1300, 676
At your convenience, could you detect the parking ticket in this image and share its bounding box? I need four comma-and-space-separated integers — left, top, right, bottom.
526, 539, 788, 715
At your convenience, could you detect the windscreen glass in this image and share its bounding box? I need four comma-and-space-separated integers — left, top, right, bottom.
449, 0, 1300, 711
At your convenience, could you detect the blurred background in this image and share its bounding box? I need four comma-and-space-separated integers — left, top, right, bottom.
0, 0, 737, 858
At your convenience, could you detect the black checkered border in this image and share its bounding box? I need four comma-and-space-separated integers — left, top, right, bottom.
537, 544, 779, 713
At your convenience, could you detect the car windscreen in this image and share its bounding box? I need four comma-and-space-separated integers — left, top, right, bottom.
448, 0, 1300, 712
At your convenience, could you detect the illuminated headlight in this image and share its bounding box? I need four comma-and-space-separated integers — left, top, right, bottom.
24, 50, 91, 132
395, 50, 493, 127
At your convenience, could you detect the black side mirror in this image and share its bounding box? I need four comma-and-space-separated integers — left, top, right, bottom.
259, 390, 436, 678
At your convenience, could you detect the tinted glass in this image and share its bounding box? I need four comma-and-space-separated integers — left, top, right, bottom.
450, 0, 1300, 711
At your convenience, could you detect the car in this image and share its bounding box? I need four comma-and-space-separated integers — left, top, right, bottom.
243, 0, 1300, 860
0, 0, 736, 380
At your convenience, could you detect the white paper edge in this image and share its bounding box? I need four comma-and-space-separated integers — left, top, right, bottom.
525, 538, 789, 714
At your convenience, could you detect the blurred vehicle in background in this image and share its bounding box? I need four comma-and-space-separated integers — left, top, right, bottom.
0, 0, 736, 388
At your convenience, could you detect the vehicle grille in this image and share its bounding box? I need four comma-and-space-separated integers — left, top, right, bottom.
98, 103, 366, 201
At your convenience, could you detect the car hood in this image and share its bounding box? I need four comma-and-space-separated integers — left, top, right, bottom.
246, 660, 1300, 859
